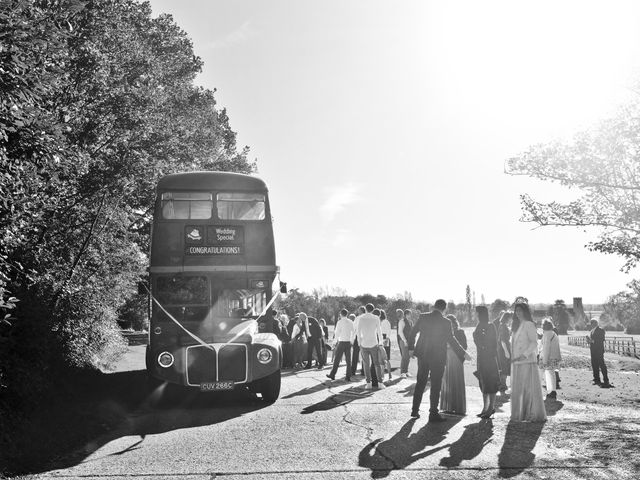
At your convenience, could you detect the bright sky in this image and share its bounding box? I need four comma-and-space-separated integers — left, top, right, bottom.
149, 0, 640, 305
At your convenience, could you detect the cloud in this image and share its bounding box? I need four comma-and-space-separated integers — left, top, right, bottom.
206, 20, 255, 50
319, 182, 362, 223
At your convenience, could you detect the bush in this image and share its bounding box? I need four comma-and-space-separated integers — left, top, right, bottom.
626, 323, 640, 335
0, 279, 128, 412
117, 294, 149, 331
604, 324, 625, 332
573, 321, 590, 331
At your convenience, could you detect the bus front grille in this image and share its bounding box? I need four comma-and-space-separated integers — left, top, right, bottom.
185, 344, 247, 385
218, 345, 247, 382
186, 346, 217, 384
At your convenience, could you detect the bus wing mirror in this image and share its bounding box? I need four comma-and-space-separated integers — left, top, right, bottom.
279, 281, 287, 294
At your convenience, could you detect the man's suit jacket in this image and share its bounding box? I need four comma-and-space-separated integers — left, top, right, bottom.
589, 326, 605, 353
407, 310, 466, 366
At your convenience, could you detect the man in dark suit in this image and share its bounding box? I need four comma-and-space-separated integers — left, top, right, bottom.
408, 299, 471, 421
588, 319, 611, 388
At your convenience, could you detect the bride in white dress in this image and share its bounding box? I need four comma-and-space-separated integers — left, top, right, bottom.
510, 302, 547, 422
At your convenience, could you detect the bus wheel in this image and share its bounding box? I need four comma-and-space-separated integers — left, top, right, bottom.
259, 370, 281, 403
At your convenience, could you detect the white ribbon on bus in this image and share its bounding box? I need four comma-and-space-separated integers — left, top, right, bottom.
143, 282, 281, 351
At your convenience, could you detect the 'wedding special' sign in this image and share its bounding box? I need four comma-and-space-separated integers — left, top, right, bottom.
185, 226, 244, 255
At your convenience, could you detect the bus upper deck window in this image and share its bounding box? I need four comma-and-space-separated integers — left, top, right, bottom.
217, 192, 266, 221
161, 192, 212, 219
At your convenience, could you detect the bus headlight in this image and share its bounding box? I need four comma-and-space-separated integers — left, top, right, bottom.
257, 348, 272, 364
157, 351, 174, 368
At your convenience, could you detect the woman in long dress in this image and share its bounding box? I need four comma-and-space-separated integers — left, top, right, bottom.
473, 306, 500, 418
540, 318, 562, 399
510, 302, 547, 422
440, 314, 467, 415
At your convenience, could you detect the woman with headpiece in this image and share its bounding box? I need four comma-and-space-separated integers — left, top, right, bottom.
473, 306, 500, 418
496, 311, 513, 393
440, 314, 467, 415
510, 300, 547, 422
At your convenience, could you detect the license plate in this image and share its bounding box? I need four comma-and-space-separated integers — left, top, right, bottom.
200, 381, 234, 391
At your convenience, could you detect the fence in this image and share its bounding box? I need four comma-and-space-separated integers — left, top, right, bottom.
568, 335, 639, 359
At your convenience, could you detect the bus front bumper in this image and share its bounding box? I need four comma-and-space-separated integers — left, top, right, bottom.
147, 337, 281, 389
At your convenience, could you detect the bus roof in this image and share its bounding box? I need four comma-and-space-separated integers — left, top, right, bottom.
157, 171, 268, 191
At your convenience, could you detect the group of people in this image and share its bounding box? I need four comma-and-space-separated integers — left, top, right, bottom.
258, 310, 332, 370
325, 304, 393, 388
265, 297, 613, 423
407, 299, 566, 422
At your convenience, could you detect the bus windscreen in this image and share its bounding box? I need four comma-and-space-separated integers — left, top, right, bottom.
216, 192, 265, 220
161, 192, 213, 219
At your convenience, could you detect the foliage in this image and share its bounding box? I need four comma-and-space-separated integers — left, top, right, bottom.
355, 293, 388, 307
279, 289, 430, 326
465, 285, 472, 325
548, 299, 571, 334
386, 293, 414, 327
0, 0, 255, 411
489, 298, 510, 320
598, 313, 625, 331
117, 293, 149, 331
603, 281, 640, 334
506, 96, 640, 272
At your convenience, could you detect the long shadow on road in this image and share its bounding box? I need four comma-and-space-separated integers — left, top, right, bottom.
3, 368, 267, 476
440, 419, 494, 468
359, 416, 462, 479
301, 385, 374, 414
497, 399, 563, 478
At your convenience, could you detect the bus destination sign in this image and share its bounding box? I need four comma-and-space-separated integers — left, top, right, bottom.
185, 225, 244, 255
186, 245, 243, 255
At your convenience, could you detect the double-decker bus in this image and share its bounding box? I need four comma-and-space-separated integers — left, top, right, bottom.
146, 171, 282, 402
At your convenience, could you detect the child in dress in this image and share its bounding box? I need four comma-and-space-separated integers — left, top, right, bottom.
378, 344, 392, 381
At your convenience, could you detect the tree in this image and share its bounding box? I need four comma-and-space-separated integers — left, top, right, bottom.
465, 285, 472, 325
548, 299, 570, 334
354, 293, 388, 309
489, 299, 510, 320
279, 289, 317, 319
506, 96, 640, 272
415, 301, 431, 313
1, 0, 255, 407
604, 281, 640, 334
387, 292, 413, 327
